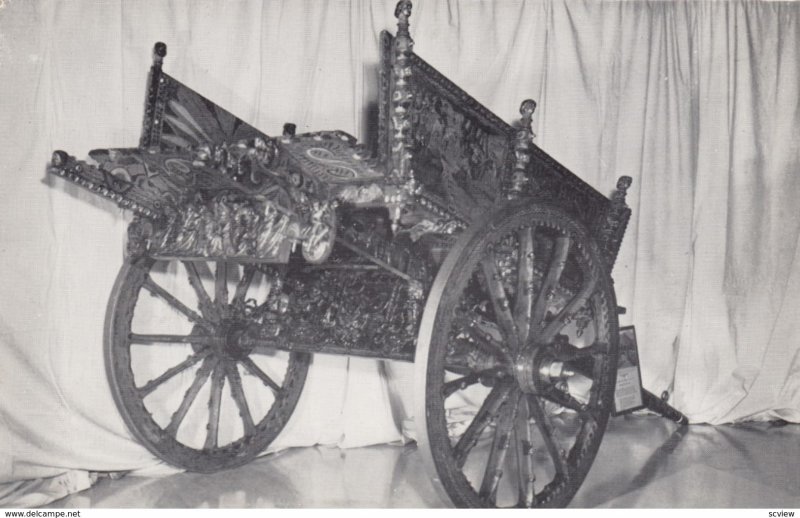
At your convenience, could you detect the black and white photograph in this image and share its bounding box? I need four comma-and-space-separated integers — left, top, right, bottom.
0, 0, 799, 511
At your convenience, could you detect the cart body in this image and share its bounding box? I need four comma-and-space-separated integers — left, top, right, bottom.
48, 1, 632, 508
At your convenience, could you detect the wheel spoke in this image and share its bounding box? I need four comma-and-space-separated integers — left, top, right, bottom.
442, 368, 503, 398
479, 392, 520, 504
143, 276, 213, 333
137, 349, 211, 397
538, 386, 593, 421
441, 364, 476, 376
530, 236, 570, 333
183, 261, 218, 321
514, 227, 535, 345
225, 362, 256, 436
236, 334, 282, 355
251, 342, 284, 356
166, 356, 218, 437
528, 394, 570, 480
204, 363, 226, 450
455, 311, 514, 365
514, 396, 537, 508
538, 275, 597, 345
480, 253, 518, 349
129, 333, 218, 346
215, 261, 228, 310
452, 381, 514, 469
241, 357, 281, 392
232, 265, 257, 306
553, 340, 607, 361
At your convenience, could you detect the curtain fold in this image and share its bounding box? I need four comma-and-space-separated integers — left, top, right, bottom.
1, 0, 798, 486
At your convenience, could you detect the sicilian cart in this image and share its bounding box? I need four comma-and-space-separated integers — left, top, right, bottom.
47, 1, 685, 508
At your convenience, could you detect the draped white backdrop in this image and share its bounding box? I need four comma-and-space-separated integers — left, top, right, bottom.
1, 0, 799, 493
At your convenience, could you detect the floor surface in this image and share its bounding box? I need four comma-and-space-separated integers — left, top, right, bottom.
47, 415, 800, 508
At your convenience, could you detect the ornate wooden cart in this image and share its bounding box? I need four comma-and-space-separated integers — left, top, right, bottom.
48, 2, 642, 507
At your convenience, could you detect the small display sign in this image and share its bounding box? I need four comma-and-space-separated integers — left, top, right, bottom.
613, 326, 645, 415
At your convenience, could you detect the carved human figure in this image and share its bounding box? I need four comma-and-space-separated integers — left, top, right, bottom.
204, 213, 223, 256
256, 203, 283, 257
235, 203, 259, 255
158, 211, 180, 250
214, 197, 234, 255
173, 205, 201, 253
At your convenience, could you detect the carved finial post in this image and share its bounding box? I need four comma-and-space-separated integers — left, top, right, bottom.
391, 0, 414, 185
395, 0, 413, 44
282, 123, 296, 139
520, 99, 536, 129
140, 42, 168, 149
613, 175, 632, 205
598, 175, 633, 267
508, 99, 537, 199
153, 42, 167, 69
388, 0, 415, 232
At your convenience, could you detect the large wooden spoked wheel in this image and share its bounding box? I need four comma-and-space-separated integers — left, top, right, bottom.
105, 257, 309, 472
415, 202, 619, 508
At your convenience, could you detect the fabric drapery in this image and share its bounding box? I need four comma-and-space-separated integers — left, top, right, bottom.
1, 0, 798, 487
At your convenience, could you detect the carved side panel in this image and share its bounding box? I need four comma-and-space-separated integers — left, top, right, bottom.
596, 176, 633, 268
523, 146, 628, 268
141, 70, 268, 151
148, 195, 298, 261
274, 268, 418, 360
55, 143, 279, 218
49, 142, 340, 263
600, 205, 631, 269
406, 55, 515, 224
378, 29, 516, 226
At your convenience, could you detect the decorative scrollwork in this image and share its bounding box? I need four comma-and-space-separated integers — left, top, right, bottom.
306, 148, 358, 179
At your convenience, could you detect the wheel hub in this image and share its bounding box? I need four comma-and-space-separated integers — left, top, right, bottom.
513, 345, 575, 394
216, 320, 253, 360
191, 320, 254, 360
